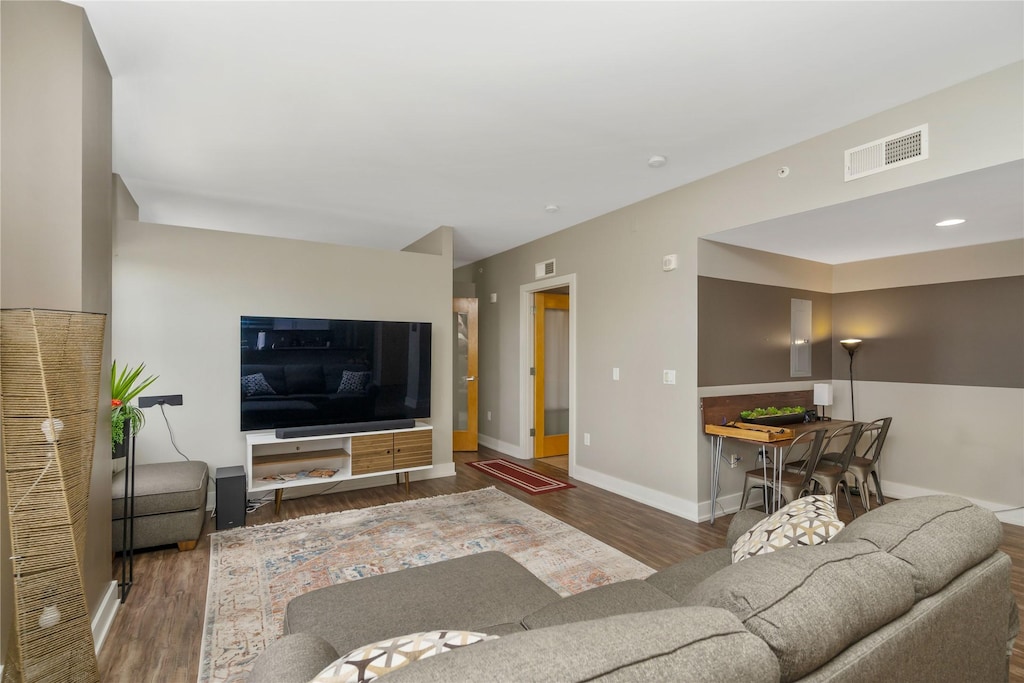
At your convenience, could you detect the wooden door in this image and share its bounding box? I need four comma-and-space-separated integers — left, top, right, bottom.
533, 292, 570, 458
453, 298, 479, 451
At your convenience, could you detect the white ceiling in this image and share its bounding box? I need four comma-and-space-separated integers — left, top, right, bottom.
73, 1, 1024, 267
705, 160, 1024, 264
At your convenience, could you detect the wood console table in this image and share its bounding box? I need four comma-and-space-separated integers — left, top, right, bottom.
246, 423, 433, 514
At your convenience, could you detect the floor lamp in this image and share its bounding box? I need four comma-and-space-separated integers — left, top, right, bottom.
840, 339, 862, 420
1, 309, 106, 683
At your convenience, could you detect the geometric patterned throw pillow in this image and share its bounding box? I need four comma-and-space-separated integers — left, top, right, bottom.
731, 494, 845, 564
338, 370, 372, 393
310, 630, 498, 683
240, 372, 276, 397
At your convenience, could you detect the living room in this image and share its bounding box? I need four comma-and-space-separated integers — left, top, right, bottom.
2, 2, 1022, 682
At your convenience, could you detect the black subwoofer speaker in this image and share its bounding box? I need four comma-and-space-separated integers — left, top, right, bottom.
215, 465, 246, 530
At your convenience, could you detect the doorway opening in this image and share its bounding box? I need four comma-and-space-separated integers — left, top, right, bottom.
519, 274, 576, 476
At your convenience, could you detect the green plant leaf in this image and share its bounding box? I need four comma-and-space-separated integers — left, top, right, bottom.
111, 360, 158, 450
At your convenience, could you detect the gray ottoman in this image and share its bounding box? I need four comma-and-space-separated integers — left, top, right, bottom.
112, 460, 209, 551
285, 551, 562, 656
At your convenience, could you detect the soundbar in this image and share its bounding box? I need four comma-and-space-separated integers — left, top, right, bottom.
275, 419, 416, 439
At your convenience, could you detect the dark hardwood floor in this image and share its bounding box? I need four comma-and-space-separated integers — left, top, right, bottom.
98, 447, 1024, 682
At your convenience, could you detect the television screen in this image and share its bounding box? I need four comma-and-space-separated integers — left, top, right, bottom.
240, 316, 431, 432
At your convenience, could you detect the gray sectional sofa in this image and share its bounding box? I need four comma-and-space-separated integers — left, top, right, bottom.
251, 495, 1019, 682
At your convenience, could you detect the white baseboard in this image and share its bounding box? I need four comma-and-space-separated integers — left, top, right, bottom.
477, 434, 527, 459
879, 480, 1024, 526
702, 480, 1024, 527
91, 580, 120, 654
572, 464, 698, 522
699, 491, 746, 523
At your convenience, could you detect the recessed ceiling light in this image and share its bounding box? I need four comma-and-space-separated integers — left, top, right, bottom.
544, 204, 560, 213
647, 155, 668, 168
935, 218, 966, 227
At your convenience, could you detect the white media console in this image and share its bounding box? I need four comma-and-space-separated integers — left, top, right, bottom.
245, 422, 433, 513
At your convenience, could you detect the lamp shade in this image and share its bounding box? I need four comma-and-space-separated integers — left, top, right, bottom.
840, 338, 862, 355
813, 383, 833, 406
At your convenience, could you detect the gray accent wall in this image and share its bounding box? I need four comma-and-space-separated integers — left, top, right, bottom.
833, 277, 1024, 389
698, 277, 832, 387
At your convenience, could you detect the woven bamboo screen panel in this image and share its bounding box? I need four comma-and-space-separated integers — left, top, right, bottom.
2, 309, 105, 683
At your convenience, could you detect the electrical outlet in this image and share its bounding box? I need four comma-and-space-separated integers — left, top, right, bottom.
584, 433, 590, 446
729, 454, 741, 468
487, 410, 492, 421
139, 394, 183, 408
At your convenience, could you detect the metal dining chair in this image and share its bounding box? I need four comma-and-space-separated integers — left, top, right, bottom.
739, 427, 828, 512
846, 417, 892, 511
786, 422, 864, 517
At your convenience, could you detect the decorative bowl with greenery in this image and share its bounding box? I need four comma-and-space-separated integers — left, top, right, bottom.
111, 361, 158, 452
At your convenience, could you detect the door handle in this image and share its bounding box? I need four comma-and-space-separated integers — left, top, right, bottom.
465, 376, 476, 381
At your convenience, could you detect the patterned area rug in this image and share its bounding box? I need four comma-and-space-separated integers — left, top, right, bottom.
465, 459, 575, 494
198, 487, 652, 682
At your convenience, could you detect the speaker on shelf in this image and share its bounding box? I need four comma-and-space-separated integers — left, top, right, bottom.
275, 419, 415, 439
216, 465, 246, 530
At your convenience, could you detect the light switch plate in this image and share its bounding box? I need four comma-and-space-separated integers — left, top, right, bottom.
663, 370, 676, 385
612, 367, 620, 381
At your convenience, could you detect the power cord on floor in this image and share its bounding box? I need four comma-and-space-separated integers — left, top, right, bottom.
246, 495, 275, 513
158, 403, 190, 461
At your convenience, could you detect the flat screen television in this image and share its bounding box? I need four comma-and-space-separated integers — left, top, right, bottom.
240, 316, 431, 432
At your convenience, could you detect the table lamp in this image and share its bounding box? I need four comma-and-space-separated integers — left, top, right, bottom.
813, 383, 833, 421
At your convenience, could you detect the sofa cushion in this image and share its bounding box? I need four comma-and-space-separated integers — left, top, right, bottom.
324, 363, 369, 393
644, 547, 732, 602
241, 364, 287, 394
380, 607, 780, 683
241, 372, 277, 397
249, 632, 339, 683
283, 364, 326, 394
521, 579, 680, 629
731, 495, 845, 563
683, 540, 916, 683
338, 370, 372, 393
285, 552, 560, 656
727, 509, 769, 548
111, 461, 209, 519
312, 630, 498, 683
831, 494, 1003, 600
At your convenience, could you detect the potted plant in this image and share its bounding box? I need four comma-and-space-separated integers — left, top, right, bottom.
111, 361, 158, 457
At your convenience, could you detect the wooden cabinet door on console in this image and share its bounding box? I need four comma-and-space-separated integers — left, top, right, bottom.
394, 431, 432, 469
350, 433, 395, 474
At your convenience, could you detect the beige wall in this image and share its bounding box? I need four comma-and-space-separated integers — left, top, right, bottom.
833, 238, 1024, 292
112, 221, 455, 498
461, 62, 1023, 521
0, 0, 114, 658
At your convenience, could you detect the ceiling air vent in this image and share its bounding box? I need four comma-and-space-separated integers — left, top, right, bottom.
535, 259, 556, 280
844, 124, 928, 181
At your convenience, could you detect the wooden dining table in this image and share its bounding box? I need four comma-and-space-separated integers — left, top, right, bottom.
700, 389, 854, 524
705, 419, 855, 523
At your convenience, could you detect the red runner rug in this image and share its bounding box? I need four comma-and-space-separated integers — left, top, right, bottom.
466, 459, 575, 495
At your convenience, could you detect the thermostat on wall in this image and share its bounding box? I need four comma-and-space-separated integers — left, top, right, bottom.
663, 254, 678, 271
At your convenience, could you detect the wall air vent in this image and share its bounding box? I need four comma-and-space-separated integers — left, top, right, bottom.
534, 259, 556, 280
845, 124, 928, 181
